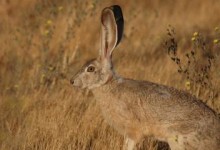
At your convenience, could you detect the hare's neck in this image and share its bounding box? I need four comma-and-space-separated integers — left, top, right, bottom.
92, 76, 123, 99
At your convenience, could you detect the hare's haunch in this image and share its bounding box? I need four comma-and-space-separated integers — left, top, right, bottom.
70, 5, 220, 150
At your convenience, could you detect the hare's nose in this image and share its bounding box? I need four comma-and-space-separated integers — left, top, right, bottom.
70, 79, 74, 85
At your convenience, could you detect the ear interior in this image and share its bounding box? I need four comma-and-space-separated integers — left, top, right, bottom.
100, 8, 117, 59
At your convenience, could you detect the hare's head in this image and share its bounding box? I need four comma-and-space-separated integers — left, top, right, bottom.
70, 5, 124, 89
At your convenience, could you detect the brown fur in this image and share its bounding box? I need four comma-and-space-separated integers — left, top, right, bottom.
93, 77, 220, 149
70, 5, 220, 150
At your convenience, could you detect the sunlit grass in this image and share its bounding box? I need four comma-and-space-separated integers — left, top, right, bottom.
0, 0, 220, 150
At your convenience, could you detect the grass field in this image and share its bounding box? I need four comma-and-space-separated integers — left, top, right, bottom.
0, 0, 220, 149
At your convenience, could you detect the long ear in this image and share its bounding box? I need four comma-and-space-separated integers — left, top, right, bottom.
100, 5, 124, 60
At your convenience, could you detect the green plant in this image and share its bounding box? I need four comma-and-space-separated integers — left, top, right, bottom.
164, 26, 220, 107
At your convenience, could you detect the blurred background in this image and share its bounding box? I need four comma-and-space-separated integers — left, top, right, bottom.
0, 0, 220, 149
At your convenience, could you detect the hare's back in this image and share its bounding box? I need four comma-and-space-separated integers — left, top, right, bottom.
115, 78, 219, 125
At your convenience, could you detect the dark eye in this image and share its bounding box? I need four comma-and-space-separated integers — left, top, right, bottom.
87, 66, 95, 72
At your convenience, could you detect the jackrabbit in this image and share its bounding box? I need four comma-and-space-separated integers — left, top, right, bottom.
70, 5, 220, 150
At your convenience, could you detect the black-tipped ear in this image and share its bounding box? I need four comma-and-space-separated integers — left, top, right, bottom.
100, 5, 124, 60
111, 5, 124, 46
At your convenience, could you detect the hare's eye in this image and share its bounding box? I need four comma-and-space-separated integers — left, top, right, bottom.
87, 66, 95, 72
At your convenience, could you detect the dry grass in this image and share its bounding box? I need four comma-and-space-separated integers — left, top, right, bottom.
0, 0, 220, 149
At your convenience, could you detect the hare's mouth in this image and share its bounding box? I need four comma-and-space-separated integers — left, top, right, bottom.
70, 78, 84, 89
72, 86, 85, 90
71, 84, 87, 90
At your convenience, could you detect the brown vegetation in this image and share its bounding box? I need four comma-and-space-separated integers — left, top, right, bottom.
0, 0, 219, 149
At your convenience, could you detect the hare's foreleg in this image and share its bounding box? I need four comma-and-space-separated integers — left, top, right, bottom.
167, 135, 187, 150
123, 137, 136, 150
